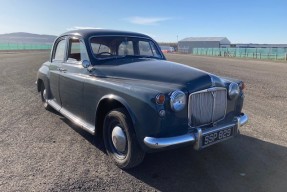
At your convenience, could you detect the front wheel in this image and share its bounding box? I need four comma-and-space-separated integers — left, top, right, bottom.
103, 108, 145, 169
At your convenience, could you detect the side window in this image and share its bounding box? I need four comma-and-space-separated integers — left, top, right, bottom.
150, 42, 161, 57
53, 39, 66, 61
67, 38, 89, 63
118, 41, 134, 55
91, 43, 110, 54
139, 41, 153, 56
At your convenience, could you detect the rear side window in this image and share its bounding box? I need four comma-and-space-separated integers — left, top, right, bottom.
53, 39, 66, 61
139, 41, 153, 56
139, 40, 161, 57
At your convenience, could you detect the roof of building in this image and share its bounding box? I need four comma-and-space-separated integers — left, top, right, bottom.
60, 29, 150, 39
180, 37, 229, 42
235, 44, 287, 48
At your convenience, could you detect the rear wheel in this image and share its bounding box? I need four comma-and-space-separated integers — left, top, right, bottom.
40, 83, 52, 110
103, 108, 145, 169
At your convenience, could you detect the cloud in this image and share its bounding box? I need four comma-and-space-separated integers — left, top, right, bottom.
125, 16, 171, 25
66, 26, 103, 31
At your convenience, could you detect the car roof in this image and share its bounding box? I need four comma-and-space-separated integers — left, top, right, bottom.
60, 29, 151, 39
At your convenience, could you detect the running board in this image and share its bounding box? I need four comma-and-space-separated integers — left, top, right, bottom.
47, 100, 95, 135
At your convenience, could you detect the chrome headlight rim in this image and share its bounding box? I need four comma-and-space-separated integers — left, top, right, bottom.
228, 82, 240, 99
170, 90, 186, 112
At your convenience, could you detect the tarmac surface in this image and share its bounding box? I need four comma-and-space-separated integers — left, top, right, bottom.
0, 51, 286, 192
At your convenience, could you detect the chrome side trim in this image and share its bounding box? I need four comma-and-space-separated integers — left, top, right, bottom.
60, 108, 95, 135
47, 100, 61, 111
47, 100, 95, 135
144, 113, 248, 149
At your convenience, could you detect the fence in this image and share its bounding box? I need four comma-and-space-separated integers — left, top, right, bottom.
193, 48, 287, 61
0, 43, 52, 50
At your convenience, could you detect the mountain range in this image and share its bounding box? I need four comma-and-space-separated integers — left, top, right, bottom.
0, 32, 57, 44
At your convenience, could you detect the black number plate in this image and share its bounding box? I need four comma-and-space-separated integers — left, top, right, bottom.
202, 126, 234, 147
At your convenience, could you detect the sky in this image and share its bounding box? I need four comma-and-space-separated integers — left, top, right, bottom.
0, 0, 286, 44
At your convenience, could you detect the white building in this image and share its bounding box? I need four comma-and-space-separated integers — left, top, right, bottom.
178, 37, 231, 53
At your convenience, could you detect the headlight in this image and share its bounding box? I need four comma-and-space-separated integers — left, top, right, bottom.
228, 82, 240, 99
170, 90, 186, 111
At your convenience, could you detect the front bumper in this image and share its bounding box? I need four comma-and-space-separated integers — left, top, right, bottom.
144, 113, 248, 150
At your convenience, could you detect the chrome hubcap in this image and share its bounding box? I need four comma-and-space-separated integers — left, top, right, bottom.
111, 126, 127, 153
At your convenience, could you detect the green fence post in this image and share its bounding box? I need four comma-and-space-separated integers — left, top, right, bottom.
285, 53, 287, 61
245, 48, 247, 58
268, 48, 271, 60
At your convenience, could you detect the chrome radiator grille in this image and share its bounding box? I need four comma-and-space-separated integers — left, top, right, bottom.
188, 87, 227, 127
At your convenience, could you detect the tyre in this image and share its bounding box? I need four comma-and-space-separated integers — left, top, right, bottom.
103, 108, 145, 169
40, 83, 52, 110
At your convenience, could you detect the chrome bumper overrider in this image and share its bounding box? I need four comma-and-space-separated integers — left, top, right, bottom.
144, 113, 248, 150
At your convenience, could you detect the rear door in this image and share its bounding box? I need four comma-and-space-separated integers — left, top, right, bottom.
49, 37, 66, 105
59, 37, 90, 119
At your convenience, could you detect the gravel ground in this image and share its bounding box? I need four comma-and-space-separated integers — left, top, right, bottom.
0, 51, 286, 192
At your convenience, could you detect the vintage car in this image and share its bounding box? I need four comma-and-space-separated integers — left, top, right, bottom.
160, 46, 175, 53
36, 29, 248, 169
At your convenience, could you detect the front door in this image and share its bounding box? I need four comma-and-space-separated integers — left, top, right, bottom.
49, 38, 66, 105
59, 37, 90, 120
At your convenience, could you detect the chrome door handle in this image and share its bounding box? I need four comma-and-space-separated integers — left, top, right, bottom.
58, 68, 67, 72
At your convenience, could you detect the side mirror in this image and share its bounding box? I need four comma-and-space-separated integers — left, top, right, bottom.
81, 60, 90, 68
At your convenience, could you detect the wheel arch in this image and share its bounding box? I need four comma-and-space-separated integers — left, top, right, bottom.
37, 79, 43, 92
95, 94, 138, 137
36, 72, 51, 99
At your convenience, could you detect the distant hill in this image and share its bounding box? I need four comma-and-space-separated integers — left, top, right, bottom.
0, 32, 57, 44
